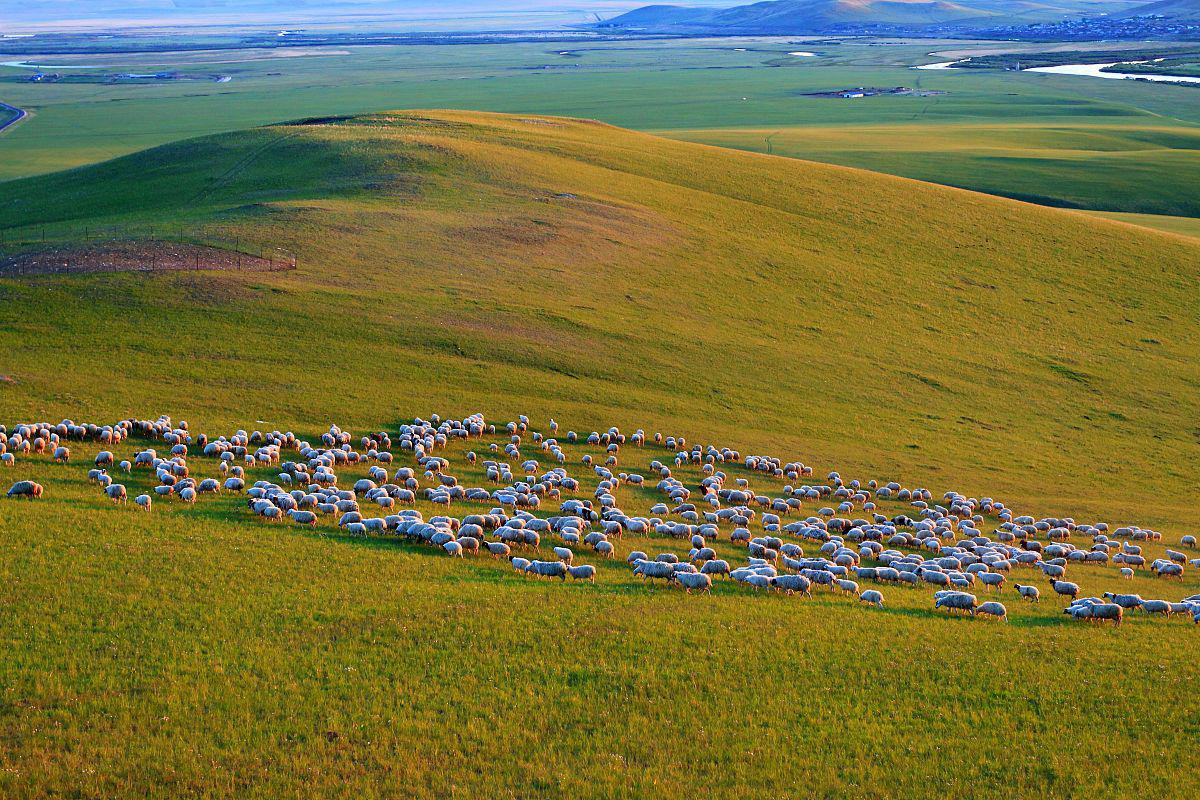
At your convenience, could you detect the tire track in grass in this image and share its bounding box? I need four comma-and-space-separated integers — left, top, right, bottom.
187, 127, 306, 207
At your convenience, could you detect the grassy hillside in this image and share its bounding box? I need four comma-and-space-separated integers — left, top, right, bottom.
2, 109, 1199, 512
1, 111, 1199, 797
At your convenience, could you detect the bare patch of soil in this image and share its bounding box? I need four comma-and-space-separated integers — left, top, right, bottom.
0, 241, 296, 277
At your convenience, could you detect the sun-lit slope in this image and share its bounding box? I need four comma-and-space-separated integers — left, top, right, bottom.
1, 110, 1198, 521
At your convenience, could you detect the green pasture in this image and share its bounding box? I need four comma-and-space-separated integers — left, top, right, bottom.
1, 37, 1199, 218
2, 425, 1198, 799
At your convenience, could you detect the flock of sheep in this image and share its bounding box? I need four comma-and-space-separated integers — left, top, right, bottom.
4, 413, 1199, 626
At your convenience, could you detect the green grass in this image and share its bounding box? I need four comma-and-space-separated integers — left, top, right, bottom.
4, 432, 1198, 799
667, 121, 1200, 216
2, 37, 1200, 216
0, 111, 1199, 797
1082, 209, 1200, 239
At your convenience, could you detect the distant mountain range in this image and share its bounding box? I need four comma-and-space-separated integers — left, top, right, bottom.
600, 0, 1156, 31
1116, 0, 1200, 20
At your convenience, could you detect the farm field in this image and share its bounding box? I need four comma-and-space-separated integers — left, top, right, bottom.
1, 110, 1199, 797
2, 37, 1200, 221
670, 121, 1200, 216
1083, 209, 1200, 239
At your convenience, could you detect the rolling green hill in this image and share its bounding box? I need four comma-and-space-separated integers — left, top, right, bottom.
2, 110, 1198, 510
2, 111, 1199, 798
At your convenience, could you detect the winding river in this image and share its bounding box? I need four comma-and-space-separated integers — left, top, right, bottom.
913, 57, 1200, 85
1024, 62, 1200, 85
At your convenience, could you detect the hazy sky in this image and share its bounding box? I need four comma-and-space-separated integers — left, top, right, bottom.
0, 1, 730, 31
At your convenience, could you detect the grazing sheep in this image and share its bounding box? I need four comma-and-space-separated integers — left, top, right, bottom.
1039, 563, 1066, 579
567, 564, 596, 583
934, 592, 978, 615
1049, 580, 1079, 602
773, 574, 812, 596
978, 572, 1005, 592
976, 601, 1008, 621
1141, 600, 1172, 618
859, 589, 884, 608
1102, 592, 1143, 610
671, 571, 712, 594
1065, 603, 1122, 626
15, 411, 1195, 636
527, 560, 568, 580
1155, 563, 1184, 580
6, 480, 43, 500
633, 560, 675, 582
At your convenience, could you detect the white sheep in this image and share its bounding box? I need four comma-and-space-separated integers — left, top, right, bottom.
567, 564, 596, 583
859, 589, 884, 608
976, 601, 1007, 621
671, 571, 712, 594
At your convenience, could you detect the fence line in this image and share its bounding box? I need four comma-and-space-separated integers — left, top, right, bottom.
0, 223, 297, 275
